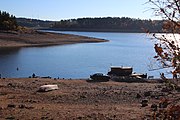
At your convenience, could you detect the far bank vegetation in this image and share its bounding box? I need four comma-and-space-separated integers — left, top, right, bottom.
51, 17, 164, 33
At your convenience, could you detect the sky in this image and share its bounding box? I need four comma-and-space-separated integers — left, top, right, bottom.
0, 0, 156, 21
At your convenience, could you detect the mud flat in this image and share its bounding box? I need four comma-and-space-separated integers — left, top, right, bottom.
0, 78, 179, 119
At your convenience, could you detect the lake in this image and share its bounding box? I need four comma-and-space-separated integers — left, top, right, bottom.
0, 31, 171, 78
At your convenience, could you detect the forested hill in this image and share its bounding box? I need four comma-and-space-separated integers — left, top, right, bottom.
0, 11, 164, 33
51, 17, 163, 33
16, 18, 54, 29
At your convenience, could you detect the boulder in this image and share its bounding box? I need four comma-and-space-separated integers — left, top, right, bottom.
141, 99, 148, 107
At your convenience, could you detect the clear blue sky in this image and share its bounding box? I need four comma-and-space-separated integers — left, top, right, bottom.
0, 0, 154, 21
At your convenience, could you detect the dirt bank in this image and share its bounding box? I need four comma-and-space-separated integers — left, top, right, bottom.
0, 31, 108, 48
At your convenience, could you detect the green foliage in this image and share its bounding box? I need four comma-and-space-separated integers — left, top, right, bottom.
0, 11, 18, 30
52, 17, 163, 32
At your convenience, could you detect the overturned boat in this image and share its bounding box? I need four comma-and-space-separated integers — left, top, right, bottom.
37, 84, 59, 92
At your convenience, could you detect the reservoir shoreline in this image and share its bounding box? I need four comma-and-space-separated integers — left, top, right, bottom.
0, 30, 108, 48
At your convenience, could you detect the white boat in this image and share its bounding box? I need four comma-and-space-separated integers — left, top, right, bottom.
38, 84, 59, 92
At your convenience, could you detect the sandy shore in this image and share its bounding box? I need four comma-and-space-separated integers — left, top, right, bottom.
0, 31, 108, 48
0, 78, 179, 119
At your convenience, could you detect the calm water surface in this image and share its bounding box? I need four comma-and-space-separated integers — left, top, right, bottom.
0, 31, 170, 78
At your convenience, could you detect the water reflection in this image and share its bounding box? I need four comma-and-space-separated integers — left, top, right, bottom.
0, 47, 21, 55
0, 47, 23, 78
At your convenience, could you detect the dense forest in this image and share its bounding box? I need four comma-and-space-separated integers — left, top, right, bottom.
52, 17, 163, 32
0, 10, 164, 33
0, 11, 18, 30
16, 18, 54, 29
0, 10, 54, 30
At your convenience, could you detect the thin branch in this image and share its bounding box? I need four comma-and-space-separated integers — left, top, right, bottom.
174, 0, 180, 14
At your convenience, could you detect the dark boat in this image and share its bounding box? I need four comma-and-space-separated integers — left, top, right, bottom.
90, 73, 110, 81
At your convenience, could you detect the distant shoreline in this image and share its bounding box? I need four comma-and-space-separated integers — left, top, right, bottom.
40, 28, 170, 34
0, 30, 108, 48
41, 28, 147, 33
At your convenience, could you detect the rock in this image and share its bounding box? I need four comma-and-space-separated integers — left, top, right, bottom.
41, 116, 49, 119
159, 101, 168, 108
18, 104, 34, 109
26, 99, 37, 103
155, 96, 159, 99
6, 116, 15, 119
161, 87, 173, 92
136, 93, 142, 98
77, 116, 83, 119
80, 95, 87, 99
150, 94, 155, 98
0, 92, 7, 96
19, 104, 26, 109
151, 104, 158, 111
7, 104, 16, 108
144, 91, 151, 97
141, 99, 148, 107
175, 86, 180, 92
161, 87, 169, 92
7, 83, 13, 87
32, 81, 36, 83
7, 95, 15, 99
26, 105, 34, 109
157, 85, 162, 88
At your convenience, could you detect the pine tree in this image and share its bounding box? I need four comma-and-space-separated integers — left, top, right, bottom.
0, 10, 18, 30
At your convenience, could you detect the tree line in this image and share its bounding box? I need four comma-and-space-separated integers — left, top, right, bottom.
16, 18, 54, 28
0, 11, 18, 30
0, 11, 165, 33
52, 17, 164, 32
